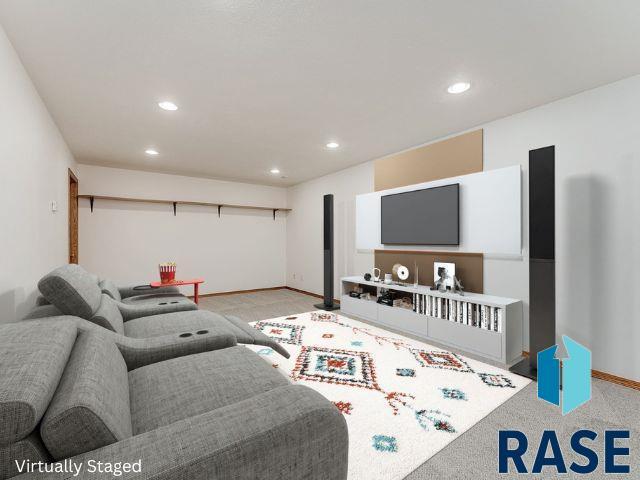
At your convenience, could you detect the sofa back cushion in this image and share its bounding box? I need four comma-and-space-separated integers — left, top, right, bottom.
0, 320, 77, 446
90, 295, 124, 335
40, 332, 132, 460
99, 279, 122, 302
38, 264, 102, 319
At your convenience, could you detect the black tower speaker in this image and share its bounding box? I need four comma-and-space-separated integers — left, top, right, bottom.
510, 145, 556, 380
315, 194, 340, 311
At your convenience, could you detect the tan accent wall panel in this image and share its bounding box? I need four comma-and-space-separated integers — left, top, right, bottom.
374, 130, 484, 290
374, 129, 483, 191
374, 250, 483, 294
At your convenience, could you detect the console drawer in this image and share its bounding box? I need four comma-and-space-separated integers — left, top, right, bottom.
377, 304, 427, 337
340, 295, 378, 322
427, 316, 502, 360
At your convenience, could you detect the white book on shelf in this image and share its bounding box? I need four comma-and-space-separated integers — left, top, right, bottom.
489, 307, 494, 331
497, 308, 503, 333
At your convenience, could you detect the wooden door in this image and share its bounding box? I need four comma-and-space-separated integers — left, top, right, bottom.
68, 169, 78, 264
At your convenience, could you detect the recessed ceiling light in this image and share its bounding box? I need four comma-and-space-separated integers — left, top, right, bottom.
326, 142, 340, 149
145, 149, 159, 156
270, 168, 280, 174
158, 101, 178, 111
447, 82, 471, 94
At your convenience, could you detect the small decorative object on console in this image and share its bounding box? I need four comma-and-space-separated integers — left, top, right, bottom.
453, 276, 465, 296
159, 262, 176, 284
372, 267, 381, 282
384, 273, 393, 284
433, 262, 455, 291
364, 272, 372, 281
377, 289, 394, 306
392, 263, 410, 282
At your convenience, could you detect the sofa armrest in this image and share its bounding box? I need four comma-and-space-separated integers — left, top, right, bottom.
117, 300, 197, 321
15, 385, 348, 480
21, 317, 237, 371
114, 331, 237, 370
118, 285, 181, 299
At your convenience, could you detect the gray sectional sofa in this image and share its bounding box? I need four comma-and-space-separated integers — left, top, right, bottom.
24, 265, 290, 367
0, 320, 349, 479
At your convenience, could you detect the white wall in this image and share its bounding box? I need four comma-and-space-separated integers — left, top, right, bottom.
356, 166, 522, 255
286, 162, 374, 297
288, 75, 640, 380
0, 26, 77, 324
78, 165, 287, 295
483, 75, 640, 381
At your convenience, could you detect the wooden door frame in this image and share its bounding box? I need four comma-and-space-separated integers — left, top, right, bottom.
68, 168, 79, 264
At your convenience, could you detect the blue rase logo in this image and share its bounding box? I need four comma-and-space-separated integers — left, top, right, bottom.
538, 335, 591, 415
499, 338, 631, 474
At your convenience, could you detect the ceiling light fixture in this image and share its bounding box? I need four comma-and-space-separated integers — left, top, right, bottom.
270, 168, 280, 174
326, 142, 340, 149
145, 149, 159, 156
158, 101, 178, 111
447, 82, 471, 94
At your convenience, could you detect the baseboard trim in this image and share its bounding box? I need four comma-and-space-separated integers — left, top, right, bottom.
285, 286, 341, 304
194, 286, 287, 298
522, 351, 639, 391
192, 285, 341, 305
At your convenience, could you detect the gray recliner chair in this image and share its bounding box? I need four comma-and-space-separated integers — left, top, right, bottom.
35, 266, 197, 320
24, 265, 289, 367
0, 320, 348, 480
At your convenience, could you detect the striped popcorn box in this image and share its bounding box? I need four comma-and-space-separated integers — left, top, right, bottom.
159, 262, 176, 284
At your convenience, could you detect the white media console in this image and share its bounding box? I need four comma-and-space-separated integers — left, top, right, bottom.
341, 276, 523, 364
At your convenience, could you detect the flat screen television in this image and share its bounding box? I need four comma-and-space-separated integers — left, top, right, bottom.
381, 183, 459, 245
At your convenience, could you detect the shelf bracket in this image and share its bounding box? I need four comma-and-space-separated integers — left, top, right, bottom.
218, 205, 222, 218
273, 208, 278, 220
89, 196, 94, 212
172, 202, 177, 216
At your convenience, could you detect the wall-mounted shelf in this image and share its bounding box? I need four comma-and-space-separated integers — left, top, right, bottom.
78, 195, 291, 220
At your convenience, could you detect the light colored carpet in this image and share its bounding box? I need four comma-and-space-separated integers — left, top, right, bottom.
200, 289, 640, 479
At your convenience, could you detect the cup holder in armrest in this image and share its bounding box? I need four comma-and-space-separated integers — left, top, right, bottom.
170, 301, 179, 304
196, 330, 209, 335
179, 332, 193, 338
159, 302, 168, 305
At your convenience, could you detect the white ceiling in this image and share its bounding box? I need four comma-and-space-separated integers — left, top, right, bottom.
1, 1, 639, 186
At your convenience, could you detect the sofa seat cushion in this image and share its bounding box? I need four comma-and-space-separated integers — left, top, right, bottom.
38, 264, 102, 319
129, 346, 289, 435
123, 310, 233, 338
0, 320, 77, 446
40, 332, 132, 460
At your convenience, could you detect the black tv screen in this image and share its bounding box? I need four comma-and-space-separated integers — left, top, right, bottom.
381, 184, 459, 245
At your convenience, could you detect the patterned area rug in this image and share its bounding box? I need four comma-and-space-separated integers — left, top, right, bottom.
246, 311, 530, 480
